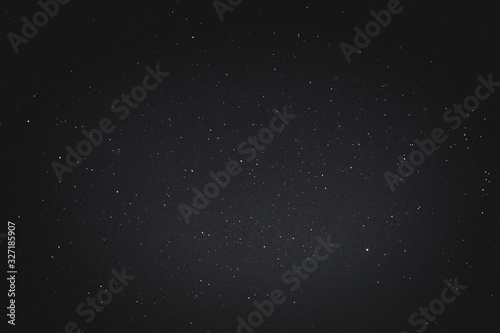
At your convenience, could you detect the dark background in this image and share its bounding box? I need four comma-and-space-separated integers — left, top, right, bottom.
2, 0, 498, 332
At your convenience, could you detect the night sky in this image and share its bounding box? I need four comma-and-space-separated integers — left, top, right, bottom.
3, 0, 499, 332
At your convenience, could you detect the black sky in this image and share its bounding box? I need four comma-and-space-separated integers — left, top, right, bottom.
3, 0, 499, 332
